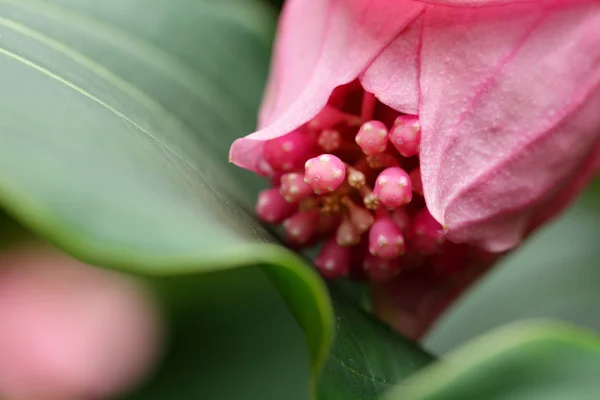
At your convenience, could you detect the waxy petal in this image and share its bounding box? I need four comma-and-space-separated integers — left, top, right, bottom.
416, 0, 550, 6
528, 140, 600, 233
230, 0, 424, 172
419, 0, 600, 251
360, 15, 423, 115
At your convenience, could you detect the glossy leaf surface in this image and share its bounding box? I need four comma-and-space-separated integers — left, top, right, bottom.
0, 1, 433, 398
390, 321, 600, 400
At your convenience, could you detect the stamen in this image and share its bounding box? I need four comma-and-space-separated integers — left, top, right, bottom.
319, 195, 342, 216
263, 129, 314, 172
255, 188, 297, 224
341, 197, 374, 234
390, 116, 421, 157
363, 254, 401, 282
315, 237, 352, 279
407, 208, 445, 254
279, 173, 313, 203
346, 165, 366, 189
373, 167, 413, 210
299, 197, 317, 212
369, 215, 406, 259
283, 210, 319, 245
359, 186, 380, 210
304, 154, 346, 195
318, 129, 342, 152
355, 121, 388, 156
336, 215, 361, 246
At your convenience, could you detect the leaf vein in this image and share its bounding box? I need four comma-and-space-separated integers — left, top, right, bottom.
329, 353, 391, 387
1, 0, 253, 125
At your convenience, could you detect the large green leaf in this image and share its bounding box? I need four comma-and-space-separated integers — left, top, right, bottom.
0, 0, 331, 393
319, 290, 434, 400
388, 321, 600, 400
0, 0, 434, 398
127, 268, 313, 400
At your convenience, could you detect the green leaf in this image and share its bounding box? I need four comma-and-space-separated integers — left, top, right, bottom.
0, 0, 331, 394
387, 321, 600, 400
318, 289, 434, 400
427, 179, 600, 353
0, 1, 434, 398
127, 268, 314, 400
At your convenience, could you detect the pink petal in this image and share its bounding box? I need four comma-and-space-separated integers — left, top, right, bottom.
230, 0, 424, 172
415, 0, 551, 6
419, 0, 600, 251
360, 15, 423, 115
527, 140, 600, 233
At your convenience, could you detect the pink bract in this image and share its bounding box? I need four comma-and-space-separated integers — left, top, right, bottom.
230, 0, 600, 337
231, 0, 600, 252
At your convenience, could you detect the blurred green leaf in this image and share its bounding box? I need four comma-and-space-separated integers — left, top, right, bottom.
0, 0, 434, 398
126, 268, 312, 400
427, 180, 600, 354
388, 321, 600, 400
0, 209, 32, 249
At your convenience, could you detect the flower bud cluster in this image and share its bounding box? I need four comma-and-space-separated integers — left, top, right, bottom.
255, 87, 449, 282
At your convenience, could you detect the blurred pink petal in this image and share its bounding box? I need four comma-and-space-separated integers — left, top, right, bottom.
0, 246, 162, 400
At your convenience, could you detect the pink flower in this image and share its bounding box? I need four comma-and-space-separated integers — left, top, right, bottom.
229, 0, 600, 337
0, 246, 162, 400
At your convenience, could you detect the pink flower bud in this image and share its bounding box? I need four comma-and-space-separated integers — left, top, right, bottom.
390, 116, 420, 157
407, 208, 445, 254
355, 121, 388, 156
279, 173, 313, 203
373, 167, 412, 210
315, 237, 352, 279
283, 210, 319, 245
263, 130, 313, 172
304, 154, 346, 195
255, 188, 297, 224
369, 215, 406, 260
363, 254, 401, 282
336, 215, 361, 247
318, 129, 342, 152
